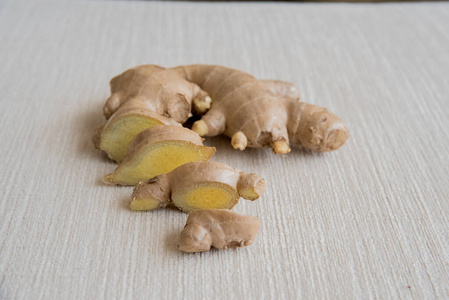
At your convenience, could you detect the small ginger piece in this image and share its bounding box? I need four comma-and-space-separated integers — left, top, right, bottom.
178, 209, 260, 252
103, 125, 216, 185
130, 161, 265, 212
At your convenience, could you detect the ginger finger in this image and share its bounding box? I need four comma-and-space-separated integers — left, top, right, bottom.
179, 64, 349, 153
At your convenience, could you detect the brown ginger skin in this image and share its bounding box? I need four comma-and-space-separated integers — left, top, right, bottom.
103, 65, 211, 122
92, 104, 180, 150
178, 209, 260, 252
130, 161, 266, 213
179, 65, 349, 154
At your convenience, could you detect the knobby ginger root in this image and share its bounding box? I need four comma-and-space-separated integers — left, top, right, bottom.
130, 161, 265, 213
94, 64, 349, 160
182, 65, 349, 154
178, 209, 260, 252
103, 65, 211, 121
93, 65, 212, 162
103, 125, 216, 185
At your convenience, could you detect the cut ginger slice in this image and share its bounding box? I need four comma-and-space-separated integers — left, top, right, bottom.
97, 102, 181, 162
104, 142, 215, 185
103, 125, 216, 185
100, 114, 163, 162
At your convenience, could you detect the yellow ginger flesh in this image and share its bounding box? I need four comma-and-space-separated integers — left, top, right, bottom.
104, 126, 216, 185
104, 142, 215, 185
100, 115, 163, 162
172, 183, 239, 212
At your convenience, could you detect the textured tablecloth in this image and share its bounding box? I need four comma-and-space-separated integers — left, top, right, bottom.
0, 0, 448, 299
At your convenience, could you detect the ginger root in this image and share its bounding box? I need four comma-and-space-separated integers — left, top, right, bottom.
130, 161, 265, 212
103, 125, 216, 185
178, 209, 260, 252
94, 65, 212, 162
103, 65, 211, 121
94, 64, 348, 160
182, 65, 349, 154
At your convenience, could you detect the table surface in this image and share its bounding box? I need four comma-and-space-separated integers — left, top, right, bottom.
1, 0, 448, 299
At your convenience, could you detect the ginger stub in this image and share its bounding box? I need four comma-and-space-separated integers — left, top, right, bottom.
178, 209, 260, 252
103, 125, 215, 185
94, 64, 349, 161
130, 161, 266, 213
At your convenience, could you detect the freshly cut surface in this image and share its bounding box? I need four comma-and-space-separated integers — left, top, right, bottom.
172, 182, 239, 213
100, 114, 163, 162
104, 142, 215, 185
104, 125, 216, 185
94, 98, 182, 163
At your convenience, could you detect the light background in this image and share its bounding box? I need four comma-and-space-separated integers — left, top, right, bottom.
0, 0, 448, 299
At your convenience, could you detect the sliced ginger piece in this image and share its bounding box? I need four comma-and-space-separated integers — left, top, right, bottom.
178, 209, 260, 252
103, 143, 213, 185
100, 115, 162, 162
104, 125, 216, 186
129, 161, 266, 213
94, 102, 181, 162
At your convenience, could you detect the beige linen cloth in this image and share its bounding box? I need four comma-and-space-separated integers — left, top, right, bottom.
0, 0, 448, 299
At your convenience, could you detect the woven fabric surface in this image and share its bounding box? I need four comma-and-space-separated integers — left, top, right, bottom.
0, 0, 448, 299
